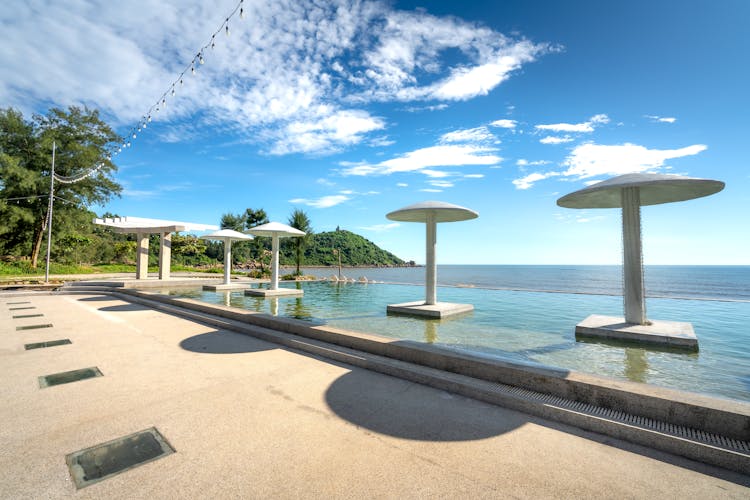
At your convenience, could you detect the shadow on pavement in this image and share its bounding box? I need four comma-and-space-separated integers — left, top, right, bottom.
180, 331, 274, 354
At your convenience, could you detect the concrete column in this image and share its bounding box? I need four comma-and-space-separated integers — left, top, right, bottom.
621, 187, 646, 324
159, 232, 171, 280
223, 239, 232, 285
136, 232, 149, 280
270, 234, 279, 290
425, 213, 437, 305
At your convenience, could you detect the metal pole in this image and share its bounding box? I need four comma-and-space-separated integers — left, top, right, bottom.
44, 142, 56, 283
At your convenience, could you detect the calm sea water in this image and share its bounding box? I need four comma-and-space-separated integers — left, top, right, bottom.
178, 266, 750, 402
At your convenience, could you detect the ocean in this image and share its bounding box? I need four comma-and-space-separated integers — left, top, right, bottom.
182, 265, 750, 402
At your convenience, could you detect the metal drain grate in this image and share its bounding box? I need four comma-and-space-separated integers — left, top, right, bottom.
7, 301, 31, 305
13, 313, 44, 319
16, 323, 53, 331
66, 427, 175, 489
9, 306, 35, 311
25, 339, 72, 350
479, 379, 750, 454
39, 367, 102, 388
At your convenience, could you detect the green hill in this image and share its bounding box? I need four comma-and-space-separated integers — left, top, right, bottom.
279, 229, 405, 267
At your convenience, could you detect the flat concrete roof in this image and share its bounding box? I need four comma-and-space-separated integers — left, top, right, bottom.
1, 292, 748, 496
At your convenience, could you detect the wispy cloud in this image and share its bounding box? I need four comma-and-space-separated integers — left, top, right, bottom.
539, 135, 574, 144
440, 126, 496, 144
490, 119, 517, 129
1, 1, 551, 156
340, 144, 501, 176
359, 222, 400, 232
536, 114, 609, 133
289, 194, 350, 208
562, 142, 707, 179
512, 172, 560, 190
516, 159, 551, 167
396, 182, 408, 187
420, 188, 443, 193
645, 115, 677, 123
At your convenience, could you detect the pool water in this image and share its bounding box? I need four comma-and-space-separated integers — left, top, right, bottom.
171, 281, 750, 403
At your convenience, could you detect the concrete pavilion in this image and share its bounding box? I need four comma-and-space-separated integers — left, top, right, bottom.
93, 216, 218, 280
199, 229, 254, 291
557, 173, 724, 349
385, 201, 478, 319
245, 221, 305, 298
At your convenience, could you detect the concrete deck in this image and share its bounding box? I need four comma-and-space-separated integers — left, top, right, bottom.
202, 283, 253, 291
1, 293, 748, 497
387, 300, 474, 319
575, 314, 698, 349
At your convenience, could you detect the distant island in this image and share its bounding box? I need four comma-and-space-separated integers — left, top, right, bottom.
277, 228, 409, 267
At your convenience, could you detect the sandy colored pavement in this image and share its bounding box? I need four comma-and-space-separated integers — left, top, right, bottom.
1, 293, 748, 499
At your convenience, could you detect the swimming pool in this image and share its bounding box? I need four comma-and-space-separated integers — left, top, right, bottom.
170, 281, 750, 403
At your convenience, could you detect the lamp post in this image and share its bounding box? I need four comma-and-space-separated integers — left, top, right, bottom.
44, 141, 56, 283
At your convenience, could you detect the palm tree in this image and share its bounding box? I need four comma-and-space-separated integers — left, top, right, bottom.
288, 208, 312, 275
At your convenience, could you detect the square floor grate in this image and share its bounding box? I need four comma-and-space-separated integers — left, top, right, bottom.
13, 313, 44, 319
39, 367, 102, 388
66, 427, 175, 489
7, 301, 31, 305
9, 306, 35, 311
25, 339, 72, 350
16, 323, 53, 331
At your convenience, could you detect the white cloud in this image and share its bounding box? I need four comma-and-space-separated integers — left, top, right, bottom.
440, 126, 495, 144
516, 159, 550, 166
429, 180, 454, 188
464, 173, 484, 178
539, 136, 574, 144
288, 194, 350, 208
359, 222, 400, 232
512, 172, 560, 190
2, 0, 550, 156
316, 178, 336, 186
420, 188, 443, 193
403, 103, 449, 112
645, 115, 677, 123
562, 143, 708, 179
340, 144, 502, 176
536, 114, 609, 133
368, 136, 395, 147
396, 182, 408, 187
420, 169, 453, 178
490, 119, 517, 129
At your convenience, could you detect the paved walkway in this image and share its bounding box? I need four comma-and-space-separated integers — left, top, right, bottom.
1, 293, 748, 498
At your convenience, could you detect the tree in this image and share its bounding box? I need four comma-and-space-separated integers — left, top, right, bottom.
0, 106, 122, 266
287, 208, 312, 275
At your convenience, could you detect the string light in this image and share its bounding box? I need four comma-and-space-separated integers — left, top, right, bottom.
54, 0, 249, 184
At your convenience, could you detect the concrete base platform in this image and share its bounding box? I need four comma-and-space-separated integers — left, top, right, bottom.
244, 287, 304, 298
71, 278, 222, 289
575, 314, 698, 350
203, 283, 252, 291
387, 301, 473, 319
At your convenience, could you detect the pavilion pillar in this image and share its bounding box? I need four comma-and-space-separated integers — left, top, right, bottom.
425, 213, 437, 305
159, 232, 172, 280
223, 239, 232, 285
270, 234, 279, 290
136, 232, 149, 280
621, 187, 646, 325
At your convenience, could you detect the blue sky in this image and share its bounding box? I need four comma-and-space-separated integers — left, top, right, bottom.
3, 0, 748, 264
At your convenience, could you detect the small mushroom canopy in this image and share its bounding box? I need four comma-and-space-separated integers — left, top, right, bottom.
199, 229, 254, 241
557, 173, 724, 209
247, 221, 305, 238
386, 200, 478, 223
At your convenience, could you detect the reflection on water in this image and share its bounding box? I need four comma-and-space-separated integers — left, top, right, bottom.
166, 281, 750, 403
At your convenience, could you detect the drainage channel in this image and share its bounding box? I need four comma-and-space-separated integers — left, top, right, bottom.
39, 367, 102, 388
66, 427, 174, 489
13, 313, 44, 319
9, 306, 36, 311
16, 324, 53, 331
25, 339, 72, 350
7, 301, 32, 305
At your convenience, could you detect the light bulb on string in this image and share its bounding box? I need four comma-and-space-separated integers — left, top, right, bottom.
180, 78, 184, 86
211, 36, 215, 50
155, 106, 160, 113
162, 98, 166, 108
147, 115, 152, 122
132, 133, 136, 139
240, 0, 245, 19
199, 52, 204, 64
127, 141, 131, 147
191, 64, 196, 75
225, 20, 230, 36
171, 86, 175, 96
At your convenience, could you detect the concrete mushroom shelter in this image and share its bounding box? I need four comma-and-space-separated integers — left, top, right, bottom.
200, 229, 254, 290
557, 173, 724, 349
386, 201, 478, 319
245, 222, 305, 297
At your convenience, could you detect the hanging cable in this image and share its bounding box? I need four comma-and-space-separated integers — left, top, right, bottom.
54, 0, 247, 184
